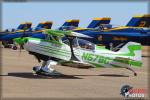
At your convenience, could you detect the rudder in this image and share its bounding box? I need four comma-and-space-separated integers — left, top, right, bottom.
117, 42, 142, 61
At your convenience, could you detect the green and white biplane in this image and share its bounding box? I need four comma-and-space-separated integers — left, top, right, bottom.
14, 29, 142, 76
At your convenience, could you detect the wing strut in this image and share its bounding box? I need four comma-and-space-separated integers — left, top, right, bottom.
67, 36, 79, 61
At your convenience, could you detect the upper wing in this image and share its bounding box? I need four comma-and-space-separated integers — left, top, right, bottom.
43, 29, 92, 38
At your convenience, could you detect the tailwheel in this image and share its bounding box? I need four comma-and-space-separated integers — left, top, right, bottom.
125, 67, 137, 76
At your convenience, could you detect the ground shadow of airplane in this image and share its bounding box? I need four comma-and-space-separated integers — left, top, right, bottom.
0, 72, 129, 79
142, 55, 150, 58
5, 72, 82, 79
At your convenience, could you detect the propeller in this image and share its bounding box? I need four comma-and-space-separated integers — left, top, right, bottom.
18, 23, 30, 51
13, 37, 28, 56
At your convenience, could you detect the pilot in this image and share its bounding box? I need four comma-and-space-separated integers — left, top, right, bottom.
53, 36, 59, 41
81, 43, 93, 50
86, 43, 93, 49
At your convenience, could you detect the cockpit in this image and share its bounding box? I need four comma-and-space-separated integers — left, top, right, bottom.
63, 38, 95, 51
44, 32, 95, 51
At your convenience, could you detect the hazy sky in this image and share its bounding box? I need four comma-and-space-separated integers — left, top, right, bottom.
2, 1, 149, 30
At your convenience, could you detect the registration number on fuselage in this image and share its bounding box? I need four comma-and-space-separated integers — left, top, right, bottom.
82, 52, 111, 64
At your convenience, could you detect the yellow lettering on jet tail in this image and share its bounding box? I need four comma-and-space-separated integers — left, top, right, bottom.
113, 37, 128, 41
139, 21, 146, 27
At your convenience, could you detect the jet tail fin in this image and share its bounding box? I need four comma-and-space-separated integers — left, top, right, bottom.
117, 42, 142, 62
17, 22, 32, 30
62, 19, 79, 27
126, 14, 150, 27
87, 17, 111, 28
35, 21, 53, 30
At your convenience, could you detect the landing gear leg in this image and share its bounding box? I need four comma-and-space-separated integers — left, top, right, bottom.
33, 60, 61, 76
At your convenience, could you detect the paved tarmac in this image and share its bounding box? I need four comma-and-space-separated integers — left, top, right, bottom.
0, 47, 149, 99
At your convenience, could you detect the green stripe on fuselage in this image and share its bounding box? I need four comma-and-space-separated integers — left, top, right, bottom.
82, 52, 142, 68
35, 48, 70, 58
38, 45, 70, 55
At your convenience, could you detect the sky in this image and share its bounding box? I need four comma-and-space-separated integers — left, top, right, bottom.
2, 1, 149, 30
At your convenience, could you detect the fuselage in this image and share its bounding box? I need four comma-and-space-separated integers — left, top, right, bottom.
23, 37, 142, 68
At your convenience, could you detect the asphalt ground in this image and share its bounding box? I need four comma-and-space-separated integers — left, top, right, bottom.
0, 46, 149, 100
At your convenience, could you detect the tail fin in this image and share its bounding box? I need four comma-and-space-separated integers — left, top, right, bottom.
87, 17, 111, 28
17, 22, 32, 30
118, 42, 142, 61
62, 19, 79, 27
126, 14, 150, 27
35, 21, 53, 30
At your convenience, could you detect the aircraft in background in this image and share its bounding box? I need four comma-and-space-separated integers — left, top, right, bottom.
73, 14, 150, 51
126, 14, 150, 27
14, 29, 142, 77
72, 17, 111, 32
0, 21, 53, 48
0, 22, 32, 33
31, 15, 150, 51
32, 19, 80, 39
58, 19, 80, 30
2, 14, 149, 51
0, 17, 111, 44
31, 17, 111, 38
0, 19, 80, 49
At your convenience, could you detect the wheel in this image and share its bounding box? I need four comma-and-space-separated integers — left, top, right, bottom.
12, 46, 17, 50
33, 66, 41, 73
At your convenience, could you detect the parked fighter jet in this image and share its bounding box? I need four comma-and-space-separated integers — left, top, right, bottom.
31, 19, 80, 39
0, 22, 32, 34
73, 14, 150, 51
0, 19, 80, 49
0, 21, 53, 48
31, 17, 111, 38
14, 29, 142, 77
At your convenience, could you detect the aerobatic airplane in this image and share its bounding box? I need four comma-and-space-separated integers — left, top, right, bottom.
14, 29, 142, 77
